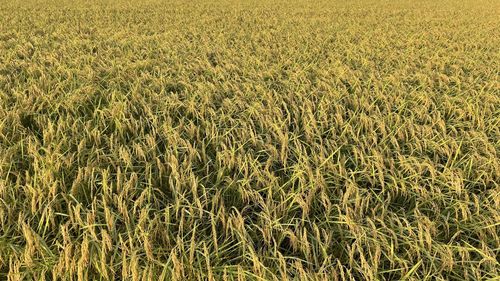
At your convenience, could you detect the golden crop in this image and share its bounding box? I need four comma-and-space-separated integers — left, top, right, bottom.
0, 0, 499, 280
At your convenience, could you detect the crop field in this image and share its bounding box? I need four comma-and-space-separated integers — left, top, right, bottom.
0, 0, 499, 280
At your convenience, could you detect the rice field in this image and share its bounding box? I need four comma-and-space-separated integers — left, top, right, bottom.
0, 0, 499, 280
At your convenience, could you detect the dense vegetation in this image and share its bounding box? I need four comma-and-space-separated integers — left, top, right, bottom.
0, 0, 499, 280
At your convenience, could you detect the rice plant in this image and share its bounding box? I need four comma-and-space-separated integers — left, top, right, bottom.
0, 0, 499, 280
